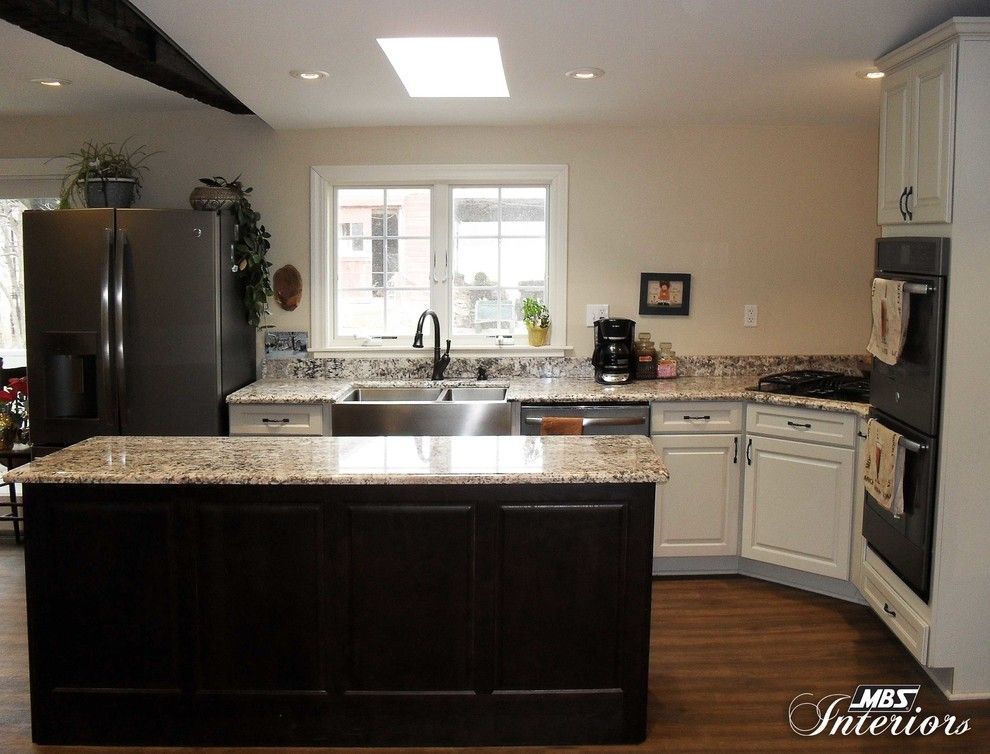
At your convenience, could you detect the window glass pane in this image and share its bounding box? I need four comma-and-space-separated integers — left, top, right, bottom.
384, 288, 431, 337
500, 186, 547, 237
453, 237, 498, 287
500, 237, 546, 288
0, 198, 56, 360
453, 187, 498, 237
451, 185, 549, 338
336, 288, 384, 336
335, 187, 431, 337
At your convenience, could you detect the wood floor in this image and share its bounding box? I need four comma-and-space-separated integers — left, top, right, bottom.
2, 538, 989, 753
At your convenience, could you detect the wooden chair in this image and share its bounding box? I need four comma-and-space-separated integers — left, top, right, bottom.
0, 364, 28, 544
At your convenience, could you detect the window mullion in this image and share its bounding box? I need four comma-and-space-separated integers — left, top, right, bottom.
431, 183, 451, 335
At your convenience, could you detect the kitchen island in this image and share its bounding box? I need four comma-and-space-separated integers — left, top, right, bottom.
7, 435, 666, 747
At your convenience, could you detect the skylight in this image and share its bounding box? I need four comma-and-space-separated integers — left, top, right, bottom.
377, 37, 509, 98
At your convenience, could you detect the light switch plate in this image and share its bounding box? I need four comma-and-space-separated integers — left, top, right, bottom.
743, 304, 758, 327
586, 304, 609, 326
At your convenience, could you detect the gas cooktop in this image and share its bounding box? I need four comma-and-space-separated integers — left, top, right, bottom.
749, 370, 870, 403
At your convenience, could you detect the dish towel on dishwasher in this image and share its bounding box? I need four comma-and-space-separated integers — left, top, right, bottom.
867, 277, 910, 365
540, 417, 584, 435
863, 418, 906, 518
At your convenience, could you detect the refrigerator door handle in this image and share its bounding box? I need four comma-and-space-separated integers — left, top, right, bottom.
114, 227, 128, 434
102, 227, 116, 428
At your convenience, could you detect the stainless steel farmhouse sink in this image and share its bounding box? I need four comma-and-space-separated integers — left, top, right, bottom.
331, 386, 511, 436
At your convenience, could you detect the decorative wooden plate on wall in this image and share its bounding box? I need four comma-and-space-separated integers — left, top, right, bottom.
273, 264, 303, 311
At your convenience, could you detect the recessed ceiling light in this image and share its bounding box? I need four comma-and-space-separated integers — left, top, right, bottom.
377, 37, 509, 97
290, 70, 329, 81
856, 69, 885, 80
565, 68, 604, 80
30, 78, 70, 87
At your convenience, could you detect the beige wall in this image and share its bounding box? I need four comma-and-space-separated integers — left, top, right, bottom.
0, 110, 878, 357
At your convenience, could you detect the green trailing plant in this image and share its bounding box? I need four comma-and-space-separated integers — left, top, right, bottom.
521, 296, 550, 328
53, 138, 160, 208
199, 175, 273, 327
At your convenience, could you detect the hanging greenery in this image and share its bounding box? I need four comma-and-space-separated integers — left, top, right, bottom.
199, 175, 273, 327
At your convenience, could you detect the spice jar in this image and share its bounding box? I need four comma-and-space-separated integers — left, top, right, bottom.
657, 342, 678, 379
634, 333, 658, 380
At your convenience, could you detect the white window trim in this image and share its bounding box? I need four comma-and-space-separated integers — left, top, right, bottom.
310, 164, 569, 356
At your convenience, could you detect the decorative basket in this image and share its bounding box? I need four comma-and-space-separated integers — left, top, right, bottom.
189, 185, 238, 211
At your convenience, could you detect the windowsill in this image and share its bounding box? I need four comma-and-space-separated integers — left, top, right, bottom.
307, 345, 575, 358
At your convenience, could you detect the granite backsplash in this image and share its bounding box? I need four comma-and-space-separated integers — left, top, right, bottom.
261, 354, 870, 380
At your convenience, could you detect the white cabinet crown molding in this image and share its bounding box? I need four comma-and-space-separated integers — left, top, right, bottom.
876, 17, 990, 71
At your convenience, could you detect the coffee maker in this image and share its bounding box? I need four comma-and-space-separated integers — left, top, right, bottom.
592, 318, 636, 384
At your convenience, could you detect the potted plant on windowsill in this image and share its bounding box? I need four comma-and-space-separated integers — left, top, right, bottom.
522, 297, 551, 347
54, 138, 160, 209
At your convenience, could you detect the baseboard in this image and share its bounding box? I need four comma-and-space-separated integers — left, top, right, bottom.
738, 558, 866, 604
653, 556, 740, 575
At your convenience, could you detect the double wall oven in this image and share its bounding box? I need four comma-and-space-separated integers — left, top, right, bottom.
864, 237, 949, 601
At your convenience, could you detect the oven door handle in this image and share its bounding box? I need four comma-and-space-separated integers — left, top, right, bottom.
523, 416, 647, 428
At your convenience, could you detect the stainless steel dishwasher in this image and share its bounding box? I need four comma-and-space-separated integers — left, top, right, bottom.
518, 403, 650, 435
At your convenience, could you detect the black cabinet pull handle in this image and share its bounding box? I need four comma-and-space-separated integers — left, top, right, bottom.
787, 421, 812, 429
883, 602, 897, 618
683, 415, 711, 421
898, 187, 907, 220
857, 431, 868, 439
746, 438, 753, 466
261, 417, 291, 424
733, 437, 738, 464
905, 186, 913, 221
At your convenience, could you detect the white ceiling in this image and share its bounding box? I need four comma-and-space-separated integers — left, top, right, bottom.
6, 1, 990, 128
0, 18, 208, 117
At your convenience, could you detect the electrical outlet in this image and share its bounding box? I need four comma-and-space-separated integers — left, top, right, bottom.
586, 304, 609, 326
743, 304, 758, 327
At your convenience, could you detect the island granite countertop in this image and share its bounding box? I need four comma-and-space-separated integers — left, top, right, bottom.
4, 434, 669, 486
226, 375, 870, 417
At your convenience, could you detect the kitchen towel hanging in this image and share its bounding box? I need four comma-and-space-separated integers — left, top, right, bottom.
540, 417, 584, 435
863, 418, 906, 517
867, 277, 910, 365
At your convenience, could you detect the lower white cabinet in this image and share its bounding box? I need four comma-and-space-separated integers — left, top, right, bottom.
741, 435, 855, 579
652, 434, 741, 557
229, 403, 326, 436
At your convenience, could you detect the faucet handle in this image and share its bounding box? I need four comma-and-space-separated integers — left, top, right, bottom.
444, 339, 451, 356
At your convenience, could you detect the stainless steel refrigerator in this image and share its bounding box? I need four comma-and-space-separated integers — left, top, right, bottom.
23, 208, 256, 454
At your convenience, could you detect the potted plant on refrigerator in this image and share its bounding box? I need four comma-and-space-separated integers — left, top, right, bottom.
521, 296, 551, 346
55, 138, 160, 209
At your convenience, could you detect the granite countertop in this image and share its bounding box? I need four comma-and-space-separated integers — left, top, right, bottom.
4, 435, 669, 486
227, 376, 870, 417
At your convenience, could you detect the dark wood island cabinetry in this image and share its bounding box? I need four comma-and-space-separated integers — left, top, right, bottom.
9, 435, 667, 747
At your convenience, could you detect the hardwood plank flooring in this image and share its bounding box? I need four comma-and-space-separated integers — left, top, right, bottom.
2, 539, 989, 752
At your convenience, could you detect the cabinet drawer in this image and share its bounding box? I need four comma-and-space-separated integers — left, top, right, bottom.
229, 404, 325, 436
862, 561, 930, 664
745, 404, 856, 447
651, 402, 743, 434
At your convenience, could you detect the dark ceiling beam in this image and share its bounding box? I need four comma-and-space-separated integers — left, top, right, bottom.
0, 0, 252, 115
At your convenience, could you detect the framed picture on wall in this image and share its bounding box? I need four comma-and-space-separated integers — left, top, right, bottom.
639, 273, 691, 316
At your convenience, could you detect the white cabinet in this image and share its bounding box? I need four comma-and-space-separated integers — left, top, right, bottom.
741, 428, 856, 580
229, 403, 326, 436
652, 434, 741, 557
651, 402, 742, 558
877, 42, 956, 225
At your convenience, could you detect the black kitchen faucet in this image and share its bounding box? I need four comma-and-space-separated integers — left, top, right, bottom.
412, 309, 451, 380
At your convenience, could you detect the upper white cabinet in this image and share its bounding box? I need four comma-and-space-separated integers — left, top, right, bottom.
877, 42, 956, 225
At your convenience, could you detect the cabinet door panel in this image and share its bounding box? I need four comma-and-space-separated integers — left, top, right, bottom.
344, 504, 475, 692
496, 504, 625, 690
878, 69, 912, 225
742, 436, 855, 579
652, 434, 740, 557
194, 504, 325, 692
910, 43, 955, 223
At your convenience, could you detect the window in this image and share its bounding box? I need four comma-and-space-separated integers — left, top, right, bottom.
0, 159, 65, 369
312, 165, 567, 352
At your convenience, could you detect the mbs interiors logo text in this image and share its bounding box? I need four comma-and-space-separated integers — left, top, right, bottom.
788, 684, 971, 738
